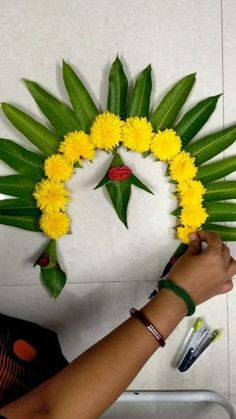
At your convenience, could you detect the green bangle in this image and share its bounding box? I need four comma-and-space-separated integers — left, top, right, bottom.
158, 279, 196, 316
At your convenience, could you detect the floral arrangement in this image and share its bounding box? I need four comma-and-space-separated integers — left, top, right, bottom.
0, 57, 236, 298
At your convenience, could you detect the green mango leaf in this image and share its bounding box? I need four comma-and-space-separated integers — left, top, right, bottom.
0, 214, 40, 231
94, 175, 109, 190
197, 156, 236, 184
185, 126, 236, 165
203, 223, 236, 241
94, 152, 153, 225
106, 180, 131, 228
107, 56, 128, 119
130, 174, 154, 194
150, 73, 196, 131
0, 197, 39, 216
0, 138, 44, 179
1, 103, 59, 155
0, 175, 36, 198
204, 181, 236, 201
128, 64, 152, 117
63, 61, 98, 133
41, 264, 67, 298
23, 79, 80, 137
175, 95, 221, 146
204, 202, 236, 222
94, 152, 124, 190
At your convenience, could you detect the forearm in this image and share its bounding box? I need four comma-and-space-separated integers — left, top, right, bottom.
0, 290, 187, 419
37, 289, 187, 418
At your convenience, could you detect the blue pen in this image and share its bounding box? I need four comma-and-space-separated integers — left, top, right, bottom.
177, 318, 204, 368
178, 328, 208, 372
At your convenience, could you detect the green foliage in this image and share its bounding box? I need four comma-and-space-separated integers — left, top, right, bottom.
150, 73, 196, 131
0, 197, 39, 216
95, 152, 154, 226
1, 104, 59, 155
0, 175, 36, 197
0, 214, 40, 231
197, 156, 236, 184
41, 265, 66, 298
204, 181, 236, 201
203, 223, 236, 241
36, 240, 67, 298
0, 138, 44, 179
106, 180, 131, 228
128, 65, 152, 117
107, 56, 128, 119
175, 95, 221, 146
204, 202, 236, 222
130, 174, 154, 194
63, 61, 98, 133
185, 126, 236, 165
23, 79, 80, 137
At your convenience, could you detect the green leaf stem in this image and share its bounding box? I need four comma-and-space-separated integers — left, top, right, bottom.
204, 181, 236, 201
150, 73, 196, 131
1, 104, 59, 155
185, 126, 236, 165
197, 156, 236, 184
63, 61, 98, 132
0, 175, 36, 197
0, 197, 39, 216
107, 56, 128, 119
23, 79, 80, 137
175, 95, 221, 146
128, 64, 152, 117
204, 202, 236, 222
0, 139, 44, 179
0, 214, 40, 231
203, 223, 236, 241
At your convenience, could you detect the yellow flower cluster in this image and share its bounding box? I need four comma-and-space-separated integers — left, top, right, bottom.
32, 111, 208, 243
147, 127, 208, 244
33, 129, 95, 240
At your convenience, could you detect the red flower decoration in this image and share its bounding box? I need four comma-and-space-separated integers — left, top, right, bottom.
35, 254, 50, 268
107, 165, 132, 181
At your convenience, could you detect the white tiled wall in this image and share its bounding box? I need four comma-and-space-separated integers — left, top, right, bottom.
0, 1, 235, 418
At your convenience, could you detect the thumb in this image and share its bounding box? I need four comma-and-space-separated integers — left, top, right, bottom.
187, 232, 201, 256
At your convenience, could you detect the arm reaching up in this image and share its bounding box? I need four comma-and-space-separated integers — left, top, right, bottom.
1, 231, 235, 419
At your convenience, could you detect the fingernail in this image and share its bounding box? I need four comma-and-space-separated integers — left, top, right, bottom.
189, 233, 197, 241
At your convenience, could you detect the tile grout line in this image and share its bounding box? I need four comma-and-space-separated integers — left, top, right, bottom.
220, 0, 231, 402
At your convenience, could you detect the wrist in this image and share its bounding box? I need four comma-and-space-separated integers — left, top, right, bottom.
141, 288, 187, 341
159, 279, 196, 316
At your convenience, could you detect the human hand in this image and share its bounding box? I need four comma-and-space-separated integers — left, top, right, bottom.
167, 230, 236, 305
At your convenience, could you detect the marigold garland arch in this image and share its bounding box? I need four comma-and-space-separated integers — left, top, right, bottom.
0, 57, 236, 297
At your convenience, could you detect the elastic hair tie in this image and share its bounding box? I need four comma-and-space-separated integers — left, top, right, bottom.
158, 279, 196, 316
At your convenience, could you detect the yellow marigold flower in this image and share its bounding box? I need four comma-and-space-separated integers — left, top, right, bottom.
169, 151, 197, 182
177, 179, 206, 206
180, 205, 208, 228
33, 179, 70, 213
122, 117, 153, 153
44, 154, 73, 182
151, 129, 181, 161
90, 112, 122, 151
177, 226, 197, 244
60, 131, 95, 163
39, 211, 70, 240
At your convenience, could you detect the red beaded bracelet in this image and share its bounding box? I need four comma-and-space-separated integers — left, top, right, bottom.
129, 307, 166, 347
